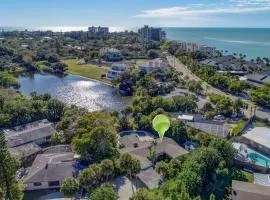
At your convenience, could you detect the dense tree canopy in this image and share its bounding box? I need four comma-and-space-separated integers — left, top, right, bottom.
60, 178, 79, 197
209, 94, 246, 117
249, 84, 270, 109
72, 111, 118, 161
0, 72, 19, 88
116, 67, 180, 97
0, 134, 23, 200
88, 183, 118, 200
151, 138, 238, 199
0, 89, 65, 127
180, 57, 250, 94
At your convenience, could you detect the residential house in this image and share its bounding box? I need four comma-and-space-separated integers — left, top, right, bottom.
118, 131, 188, 189
99, 47, 122, 61
241, 73, 270, 87
3, 119, 56, 148
186, 119, 230, 137
242, 127, 270, 157
3, 119, 56, 163
139, 58, 169, 73
107, 63, 129, 79
200, 56, 265, 71
23, 152, 77, 191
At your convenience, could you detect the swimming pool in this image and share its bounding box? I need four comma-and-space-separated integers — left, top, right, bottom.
248, 152, 270, 167
119, 130, 147, 137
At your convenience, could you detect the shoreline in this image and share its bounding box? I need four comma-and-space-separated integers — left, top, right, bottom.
68, 72, 113, 87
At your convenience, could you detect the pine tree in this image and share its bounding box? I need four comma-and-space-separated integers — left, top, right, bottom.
0, 133, 23, 200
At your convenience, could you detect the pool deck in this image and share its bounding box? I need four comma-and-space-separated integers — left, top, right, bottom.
233, 142, 270, 167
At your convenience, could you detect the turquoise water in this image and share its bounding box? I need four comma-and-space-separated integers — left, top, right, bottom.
164, 28, 270, 59
2, 27, 269, 60
248, 152, 270, 167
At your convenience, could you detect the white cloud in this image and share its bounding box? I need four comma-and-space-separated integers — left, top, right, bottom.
134, 1, 270, 18
230, 0, 270, 5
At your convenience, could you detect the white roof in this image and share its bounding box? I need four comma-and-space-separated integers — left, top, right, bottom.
178, 115, 194, 121
239, 77, 248, 81
244, 127, 270, 149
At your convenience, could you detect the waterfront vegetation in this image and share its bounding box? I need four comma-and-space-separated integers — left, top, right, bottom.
114, 66, 181, 96
63, 59, 111, 84
0, 71, 20, 88
0, 77, 257, 200
1, 30, 270, 200
0, 89, 65, 127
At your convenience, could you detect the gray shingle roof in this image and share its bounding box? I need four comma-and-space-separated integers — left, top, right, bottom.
118, 131, 188, 170
246, 73, 270, 85
9, 143, 41, 159
3, 119, 56, 147
23, 153, 75, 183
137, 168, 161, 189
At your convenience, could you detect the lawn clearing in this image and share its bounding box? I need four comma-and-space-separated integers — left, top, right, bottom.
63, 59, 111, 84
241, 170, 254, 183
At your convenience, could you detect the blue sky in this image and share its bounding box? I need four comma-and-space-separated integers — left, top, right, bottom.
1, 0, 270, 28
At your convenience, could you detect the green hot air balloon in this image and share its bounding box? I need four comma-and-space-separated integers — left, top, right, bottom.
152, 114, 170, 140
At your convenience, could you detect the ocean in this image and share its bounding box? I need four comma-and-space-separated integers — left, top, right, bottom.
163, 28, 270, 60
1, 27, 269, 59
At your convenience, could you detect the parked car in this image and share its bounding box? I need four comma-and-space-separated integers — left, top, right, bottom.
214, 115, 225, 120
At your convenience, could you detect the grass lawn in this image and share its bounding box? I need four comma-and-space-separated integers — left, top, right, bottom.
63, 59, 111, 84
241, 170, 254, 183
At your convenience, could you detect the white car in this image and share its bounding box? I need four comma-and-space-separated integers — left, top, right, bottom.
214, 115, 225, 120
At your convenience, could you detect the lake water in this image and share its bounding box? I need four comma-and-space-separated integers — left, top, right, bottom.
18, 74, 129, 111
164, 28, 270, 59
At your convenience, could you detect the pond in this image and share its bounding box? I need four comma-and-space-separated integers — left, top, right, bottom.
18, 73, 129, 111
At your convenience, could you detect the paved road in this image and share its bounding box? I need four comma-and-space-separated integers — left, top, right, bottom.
167, 55, 270, 121
163, 88, 209, 110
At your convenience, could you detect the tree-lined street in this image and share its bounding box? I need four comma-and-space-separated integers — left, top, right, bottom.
167, 55, 270, 120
